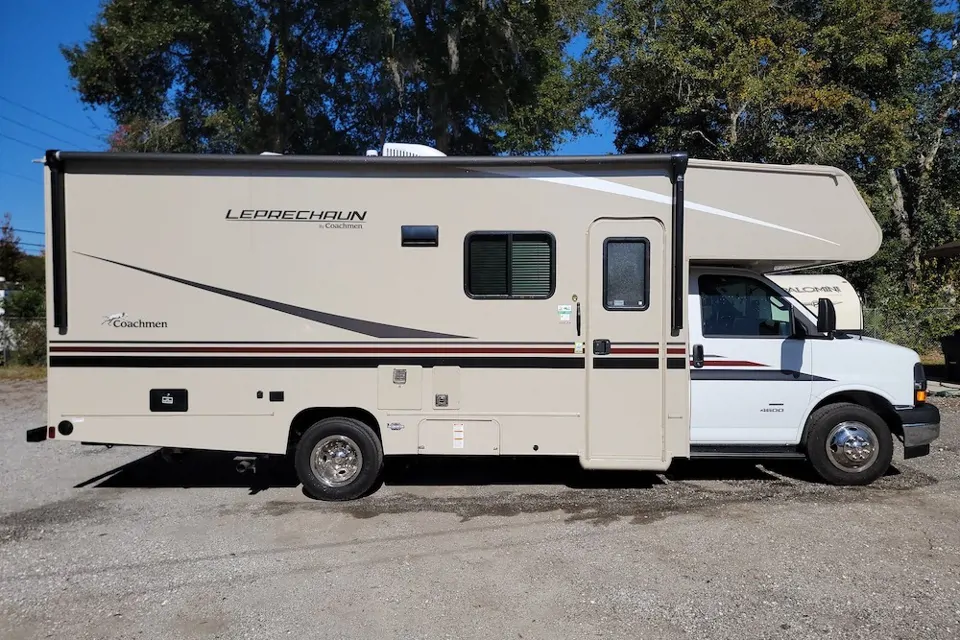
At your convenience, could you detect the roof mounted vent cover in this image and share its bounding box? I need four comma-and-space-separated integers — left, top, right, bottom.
381, 142, 446, 157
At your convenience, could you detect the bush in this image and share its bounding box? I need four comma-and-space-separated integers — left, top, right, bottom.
2, 319, 46, 366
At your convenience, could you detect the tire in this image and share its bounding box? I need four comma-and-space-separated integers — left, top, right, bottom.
294, 417, 383, 501
804, 402, 893, 486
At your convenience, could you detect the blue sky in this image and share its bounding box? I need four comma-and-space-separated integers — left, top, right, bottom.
0, 2, 614, 253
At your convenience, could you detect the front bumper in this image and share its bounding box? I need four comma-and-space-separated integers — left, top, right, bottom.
896, 403, 941, 453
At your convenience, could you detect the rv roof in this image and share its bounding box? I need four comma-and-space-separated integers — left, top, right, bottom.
43, 148, 880, 271
45, 149, 688, 171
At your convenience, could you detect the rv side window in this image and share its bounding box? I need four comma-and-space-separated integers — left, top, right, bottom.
465, 232, 555, 299
603, 238, 649, 311
698, 274, 793, 338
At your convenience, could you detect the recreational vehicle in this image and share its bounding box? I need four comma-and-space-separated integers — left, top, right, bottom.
768, 274, 863, 334
27, 144, 940, 500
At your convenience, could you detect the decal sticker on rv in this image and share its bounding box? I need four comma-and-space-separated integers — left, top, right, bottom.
101, 312, 167, 329
224, 209, 367, 230
453, 423, 464, 449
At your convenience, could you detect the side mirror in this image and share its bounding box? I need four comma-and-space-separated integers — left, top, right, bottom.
817, 297, 837, 334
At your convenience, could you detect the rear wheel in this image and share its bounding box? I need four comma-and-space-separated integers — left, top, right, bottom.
804, 402, 893, 486
294, 417, 383, 501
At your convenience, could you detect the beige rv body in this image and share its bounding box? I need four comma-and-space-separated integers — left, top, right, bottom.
41, 151, 879, 473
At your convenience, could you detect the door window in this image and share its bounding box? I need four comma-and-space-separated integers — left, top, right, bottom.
699, 274, 793, 338
603, 238, 649, 310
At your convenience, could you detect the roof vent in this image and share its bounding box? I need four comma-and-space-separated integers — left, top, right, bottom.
381, 143, 446, 157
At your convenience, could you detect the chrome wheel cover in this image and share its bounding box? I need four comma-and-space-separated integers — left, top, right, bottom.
825, 421, 879, 473
310, 435, 363, 487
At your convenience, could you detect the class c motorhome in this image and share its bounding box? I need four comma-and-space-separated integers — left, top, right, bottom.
27, 143, 941, 500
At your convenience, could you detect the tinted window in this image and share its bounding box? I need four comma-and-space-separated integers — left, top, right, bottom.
465, 232, 554, 298
603, 239, 648, 310
699, 274, 793, 337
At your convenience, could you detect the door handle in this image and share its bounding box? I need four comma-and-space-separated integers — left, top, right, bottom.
593, 339, 611, 356
692, 344, 704, 368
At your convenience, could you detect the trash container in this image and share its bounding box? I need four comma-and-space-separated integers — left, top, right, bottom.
940, 330, 960, 381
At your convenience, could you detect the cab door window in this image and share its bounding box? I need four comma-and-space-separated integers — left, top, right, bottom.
699, 274, 793, 338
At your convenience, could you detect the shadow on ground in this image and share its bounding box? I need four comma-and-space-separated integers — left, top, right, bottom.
77, 448, 820, 495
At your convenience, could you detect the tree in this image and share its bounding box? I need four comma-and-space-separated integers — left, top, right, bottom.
64, 0, 594, 155
376, 0, 596, 154
589, 0, 959, 302
0, 212, 24, 284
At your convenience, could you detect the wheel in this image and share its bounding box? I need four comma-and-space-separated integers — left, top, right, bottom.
294, 417, 383, 501
804, 402, 893, 486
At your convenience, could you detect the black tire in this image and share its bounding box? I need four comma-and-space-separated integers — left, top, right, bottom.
804, 402, 893, 486
294, 417, 383, 501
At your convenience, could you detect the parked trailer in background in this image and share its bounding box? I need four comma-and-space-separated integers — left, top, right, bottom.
768, 274, 863, 334
27, 144, 940, 500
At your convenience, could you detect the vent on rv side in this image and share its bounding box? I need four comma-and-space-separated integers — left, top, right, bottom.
401, 225, 439, 247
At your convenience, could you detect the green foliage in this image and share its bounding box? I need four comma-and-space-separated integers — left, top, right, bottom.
0, 213, 22, 284
1, 212, 46, 366
64, 0, 595, 155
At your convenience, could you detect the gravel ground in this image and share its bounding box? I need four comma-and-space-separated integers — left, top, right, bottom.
1, 380, 959, 640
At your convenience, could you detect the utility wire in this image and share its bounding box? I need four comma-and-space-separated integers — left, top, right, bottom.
0, 94, 104, 143
0, 170, 41, 185
0, 115, 85, 148
0, 133, 44, 152
13, 228, 44, 235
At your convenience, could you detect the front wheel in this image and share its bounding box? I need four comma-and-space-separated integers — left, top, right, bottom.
294, 417, 383, 501
804, 402, 893, 486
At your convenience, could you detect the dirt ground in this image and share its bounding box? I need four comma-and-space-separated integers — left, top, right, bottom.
1, 379, 958, 640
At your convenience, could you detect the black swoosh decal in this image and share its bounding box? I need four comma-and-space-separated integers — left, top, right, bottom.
77, 253, 471, 339
691, 369, 833, 382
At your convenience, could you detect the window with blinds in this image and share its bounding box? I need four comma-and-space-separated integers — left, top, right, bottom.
465, 232, 555, 299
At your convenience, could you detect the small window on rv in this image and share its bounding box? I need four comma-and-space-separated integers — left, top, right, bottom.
698, 274, 793, 338
603, 238, 649, 310
465, 232, 555, 299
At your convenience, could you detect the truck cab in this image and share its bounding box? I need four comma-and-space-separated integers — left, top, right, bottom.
687, 266, 940, 484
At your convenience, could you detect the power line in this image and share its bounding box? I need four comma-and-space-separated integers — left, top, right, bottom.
13, 228, 44, 235
0, 115, 85, 148
0, 133, 44, 152
0, 95, 104, 144
0, 170, 41, 185
18, 241, 44, 249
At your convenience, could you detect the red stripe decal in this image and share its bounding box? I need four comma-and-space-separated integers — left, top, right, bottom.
50, 345, 577, 355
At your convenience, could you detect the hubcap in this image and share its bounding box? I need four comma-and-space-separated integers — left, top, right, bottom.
825, 421, 879, 473
310, 435, 363, 487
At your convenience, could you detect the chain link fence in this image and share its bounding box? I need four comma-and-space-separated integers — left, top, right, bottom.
862, 307, 960, 358
0, 317, 46, 366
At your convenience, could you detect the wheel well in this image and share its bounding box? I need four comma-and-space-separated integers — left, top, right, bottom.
287, 407, 381, 454
801, 391, 901, 446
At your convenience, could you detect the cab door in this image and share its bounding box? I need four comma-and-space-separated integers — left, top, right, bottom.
583, 218, 671, 470
689, 270, 814, 445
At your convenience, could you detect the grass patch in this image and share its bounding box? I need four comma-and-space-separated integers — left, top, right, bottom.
0, 365, 47, 381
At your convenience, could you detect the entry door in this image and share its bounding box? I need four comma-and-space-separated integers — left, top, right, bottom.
584, 218, 668, 470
